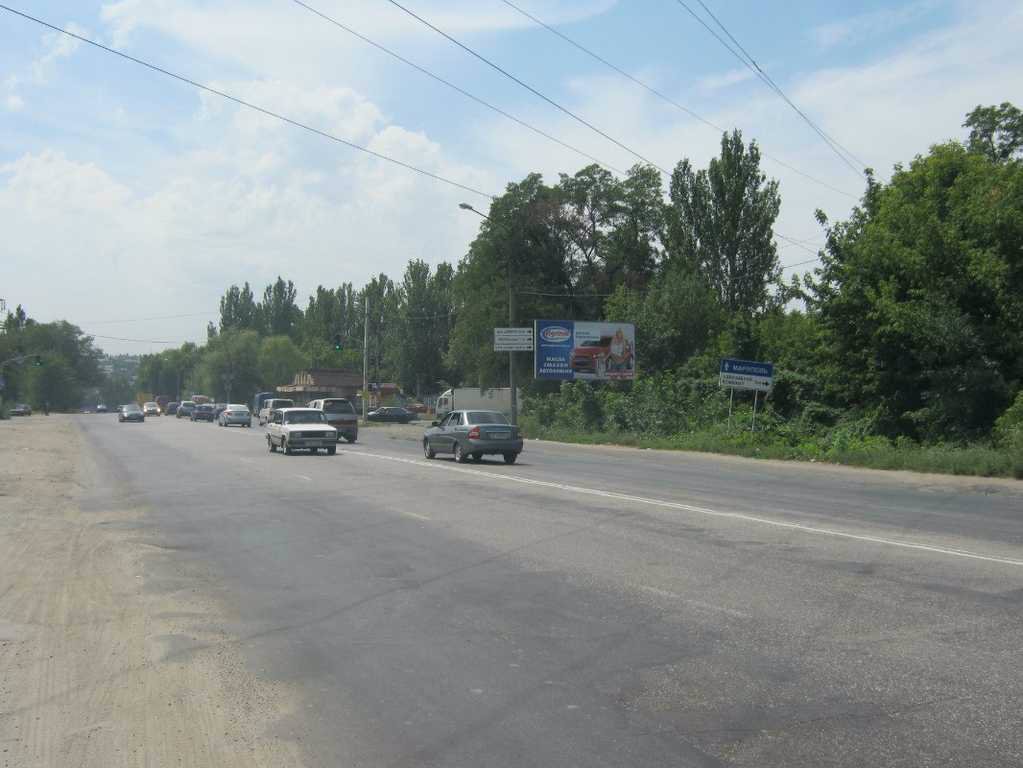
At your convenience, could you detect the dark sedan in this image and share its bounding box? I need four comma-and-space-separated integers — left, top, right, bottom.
165, 402, 180, 416
11, 403, 32, 416
367, 406, 413, 423
423, 409, 521, 464
118, 404, 145, 423
191, 403, 216, 422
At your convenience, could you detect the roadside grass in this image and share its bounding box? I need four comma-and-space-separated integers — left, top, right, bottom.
519, 417, 1023, 479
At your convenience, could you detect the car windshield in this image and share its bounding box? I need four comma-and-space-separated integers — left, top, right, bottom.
284, 411, 326, 424
323, 400, 355, 414
467, 411, 508, 425
124, 404, 141, 412
228, 408, 248, 414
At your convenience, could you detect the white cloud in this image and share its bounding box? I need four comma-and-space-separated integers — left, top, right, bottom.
32, 22, 87, 83
696, 67, 756, 93
4, 93, 24, 112
811, 0, 941, 50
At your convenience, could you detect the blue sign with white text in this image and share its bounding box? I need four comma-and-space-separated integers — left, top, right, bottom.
534, 320, 575, 380
720, 358, 773, 378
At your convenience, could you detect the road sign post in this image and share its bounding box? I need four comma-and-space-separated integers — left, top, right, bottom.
719, 358, 773, 431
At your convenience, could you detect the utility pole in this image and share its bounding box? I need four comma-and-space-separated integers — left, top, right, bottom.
508, 262, 517, 426
362, 295, 369, 422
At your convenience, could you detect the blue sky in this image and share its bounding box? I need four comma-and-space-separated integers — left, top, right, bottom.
2, 0, 1020, 353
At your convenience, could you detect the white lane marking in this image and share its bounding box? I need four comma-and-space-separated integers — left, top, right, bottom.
637, 586, 751, 618
403, 511, 431, 522
344, 450, 1023, 568
296, 474, 313, 482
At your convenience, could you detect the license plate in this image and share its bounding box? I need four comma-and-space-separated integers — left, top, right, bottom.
490, 431, 510, 440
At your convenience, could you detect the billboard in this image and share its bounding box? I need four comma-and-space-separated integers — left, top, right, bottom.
534, 320, 636, 381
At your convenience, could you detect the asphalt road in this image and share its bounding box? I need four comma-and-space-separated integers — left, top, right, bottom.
77, 414, 1023, 767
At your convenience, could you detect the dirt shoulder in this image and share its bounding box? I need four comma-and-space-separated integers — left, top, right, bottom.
0, 416, 305, 768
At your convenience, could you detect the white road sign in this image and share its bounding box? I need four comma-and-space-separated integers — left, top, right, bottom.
494, 327, 534, 352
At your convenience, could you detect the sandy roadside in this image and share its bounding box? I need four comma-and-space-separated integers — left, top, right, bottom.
0, 416, 305, 768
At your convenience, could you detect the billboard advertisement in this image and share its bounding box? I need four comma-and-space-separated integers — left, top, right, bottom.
534, 320, 636, 381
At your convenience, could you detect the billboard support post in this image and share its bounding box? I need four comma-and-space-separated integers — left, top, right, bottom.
751, 390, 759, 432
509, 280, 517, 426
728, 387, 734, 428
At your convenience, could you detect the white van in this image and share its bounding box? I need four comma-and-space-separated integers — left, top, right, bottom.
258, 398, 295, 426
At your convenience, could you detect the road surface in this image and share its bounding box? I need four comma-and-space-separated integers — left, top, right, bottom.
4, 414, 1023, 767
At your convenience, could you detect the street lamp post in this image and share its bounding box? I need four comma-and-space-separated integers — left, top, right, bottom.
459, 203, 517, 426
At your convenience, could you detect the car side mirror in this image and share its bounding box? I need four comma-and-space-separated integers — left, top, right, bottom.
431, 420, 439, 427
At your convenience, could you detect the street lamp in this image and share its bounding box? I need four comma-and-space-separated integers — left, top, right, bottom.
459, 202, 518, 426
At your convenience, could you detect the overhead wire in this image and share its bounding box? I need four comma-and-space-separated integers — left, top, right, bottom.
381, 0, 670, 174
0, 4, 495, 200
497, 0, 856, 200
673, 0, 866, 176
289, 0, 625, 174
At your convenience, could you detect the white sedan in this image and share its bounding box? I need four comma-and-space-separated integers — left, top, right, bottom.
266, 408, 339, 455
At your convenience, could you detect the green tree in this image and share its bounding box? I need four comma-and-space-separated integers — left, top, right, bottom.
258, 335, 306, 389
964, 102, 1023, 163
666, 130, 781, 315
258, 277, 301, 338
219, 282, 260, 332
605, 264, 722, 372
198, 330, 262, 402
810, 141, 1023, 439
27, 356, 79, 411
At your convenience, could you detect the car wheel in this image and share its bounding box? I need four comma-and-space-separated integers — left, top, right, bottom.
327, 446, 336, 456
454, 442, 468, 463
423, 439, 436, 459
503, 452, 518, 465
267, 436, 276, 453
283, 439, 293, 456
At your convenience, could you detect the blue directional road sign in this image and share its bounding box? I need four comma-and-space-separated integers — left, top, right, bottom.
719, 358, 773, 392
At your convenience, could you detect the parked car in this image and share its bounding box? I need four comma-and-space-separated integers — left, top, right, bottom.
176, 401, 196, 419
366, 406, 413, 423
96, 403, 109, 413
165, 401, 180, 416
258, 398, 295, 426
308, 397, 358, 442
218, 404, 252, 427
118, 403, 145, 423
191, 403, 216, 422
143, 401, 161, 416
11, 403, 32, 416
403, 401, 428, 414
423, 409, 522, 464
266, 408, 338, 455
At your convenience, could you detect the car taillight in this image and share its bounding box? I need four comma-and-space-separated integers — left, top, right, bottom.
468, 426, 481, 439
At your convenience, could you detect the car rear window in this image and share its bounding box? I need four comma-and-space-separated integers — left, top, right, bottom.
323, 400, 355, 414
467, 411, 508, 425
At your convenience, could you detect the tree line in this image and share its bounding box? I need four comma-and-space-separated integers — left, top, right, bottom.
6, 102, 1021, 456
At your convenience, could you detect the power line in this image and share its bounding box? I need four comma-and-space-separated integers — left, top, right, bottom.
0, 4, 494, 201
382, 0, 670, 175
85, 332, 177, 344
289, 0, 626, 175
673, 0, 866, 177
498, 0, 856, 200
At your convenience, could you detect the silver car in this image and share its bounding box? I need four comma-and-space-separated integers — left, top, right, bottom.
218, 404, 252, 427
423, 409, 522, 464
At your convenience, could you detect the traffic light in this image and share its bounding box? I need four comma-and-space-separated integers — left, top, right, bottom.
332, 334, 343, 352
